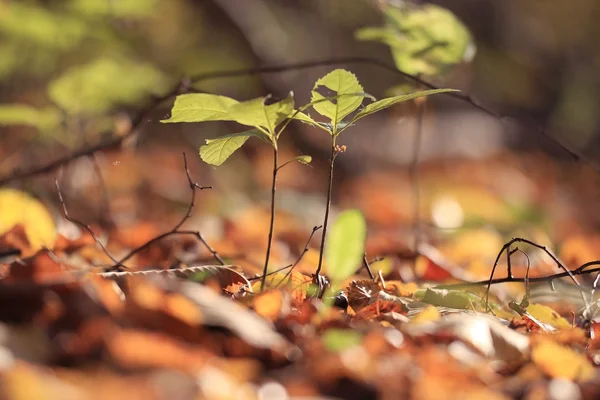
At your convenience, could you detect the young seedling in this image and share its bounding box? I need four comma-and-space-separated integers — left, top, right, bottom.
293, 68, 458, 282
161, 91, 310, 291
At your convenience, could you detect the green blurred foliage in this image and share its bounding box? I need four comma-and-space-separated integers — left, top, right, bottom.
0, 0, 254, 145
355, 2, 474, 78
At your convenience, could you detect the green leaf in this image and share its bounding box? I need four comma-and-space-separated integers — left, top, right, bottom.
322, 329, 363, 352
69, 0, 159, 18
325, 209, 367, 283
311, 69, 365, 129
291, 155, 311, 165
0, 105, 62, 131
228, 93, 294, 133
416, 288, 480, 310
352, 89, 458, 122
200, 130, 265, 166
355, 4, 475, 77
48, 58, 168, 114
279, 155, 312, 170
161, 93, 239, 123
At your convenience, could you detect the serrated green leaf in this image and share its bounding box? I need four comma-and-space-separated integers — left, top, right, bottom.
200, 130, 265, 166
322, 329, 363, 352
352, 89, 458, 122
325, 209, 366, 283
311, 69, 365, 129
161, 93, 239, 123
228, 93, 294, 133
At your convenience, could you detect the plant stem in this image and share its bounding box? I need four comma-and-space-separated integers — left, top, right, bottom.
410, 98, 426, 252
261, 146, 279, 291
315, 136, 336, 277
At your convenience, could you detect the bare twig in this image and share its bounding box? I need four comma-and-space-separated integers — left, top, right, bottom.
105, 153, 224, 270
88, 154, 113, 227
274, 225, 322, 288
55, 178, 121, 266
362, 253, 375, 281
483, 237, 586, 310
410, 98, 426, 252
3, 57, 597, 185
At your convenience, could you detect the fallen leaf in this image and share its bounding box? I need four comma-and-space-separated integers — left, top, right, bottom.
0, 189, 57, 252
531, 339, 595, 381
253, 290, 289, 322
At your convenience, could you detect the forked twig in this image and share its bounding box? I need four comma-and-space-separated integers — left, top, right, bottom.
105, 153, 224, 270
55, 178, 121, 266
483, 237, 587, 310
274, 225, 322, 289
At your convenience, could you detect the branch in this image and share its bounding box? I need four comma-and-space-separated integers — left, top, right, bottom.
2, 56, 598, 185
437, 238, 600, 295
55, 178, 121, 266
105, 152, 224, 270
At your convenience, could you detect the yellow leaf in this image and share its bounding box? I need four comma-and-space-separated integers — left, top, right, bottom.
410, 305, 441, 324
0, 189, 56, 251
532, 340, 595, 381
526, 303, 571, 329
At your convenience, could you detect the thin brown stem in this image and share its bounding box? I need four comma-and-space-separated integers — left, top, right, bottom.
410, 99, 426, 252
275, 225, 322, 288
55, 178, 121, 266
315, 137, 337, 277
260, 147, 279, 291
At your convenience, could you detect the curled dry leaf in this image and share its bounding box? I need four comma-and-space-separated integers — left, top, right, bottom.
405, 313, 530, 363
179, 281, 295, 355
188, 264, 252, 293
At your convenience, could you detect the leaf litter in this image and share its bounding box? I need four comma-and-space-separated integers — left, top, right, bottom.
3, 152, 600, 399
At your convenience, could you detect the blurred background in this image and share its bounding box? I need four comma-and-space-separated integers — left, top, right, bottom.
3, 0, 600, 275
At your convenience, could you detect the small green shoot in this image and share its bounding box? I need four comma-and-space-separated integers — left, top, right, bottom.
161, 91, 311, 292
298, 68, 458, 281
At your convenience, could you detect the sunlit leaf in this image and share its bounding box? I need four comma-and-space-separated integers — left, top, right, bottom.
279, 155, 312, 170
322, 328, 363, 352
48, 58, 167, 114
410, 305, 441, 324
525, 303, 572, 329
532, 339, 595, 381
355, 3, 475, 77
200, 130, 266, 166
352, 89, 458, 123
0, 189, 56, 252
416, 288, 479, 310
325, 209, 367, 283
161, 93, 239, 123
0, 105, 62, 132
228, 93, 294, 132
69, 0, 159, 17
311, 69, 365, 129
